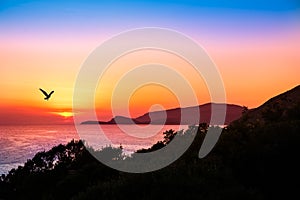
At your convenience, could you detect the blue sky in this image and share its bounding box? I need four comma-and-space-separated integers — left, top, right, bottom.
1, 0, 299, 40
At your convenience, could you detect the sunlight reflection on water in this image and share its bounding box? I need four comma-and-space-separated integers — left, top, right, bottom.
0, 124, 186, 174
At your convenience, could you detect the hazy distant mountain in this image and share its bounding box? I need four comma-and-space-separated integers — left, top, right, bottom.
231, 85, 300, 126
81, 103, 244, 125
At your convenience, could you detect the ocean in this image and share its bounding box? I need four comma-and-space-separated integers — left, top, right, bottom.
0, 124, 186, 175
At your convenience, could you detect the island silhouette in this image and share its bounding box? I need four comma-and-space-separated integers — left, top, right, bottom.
81, 103, 244, 125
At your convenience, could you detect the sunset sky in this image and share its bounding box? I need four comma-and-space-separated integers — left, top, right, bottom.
0, 0, 299, 125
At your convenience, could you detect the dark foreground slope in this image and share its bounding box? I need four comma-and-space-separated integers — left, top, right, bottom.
1, 85, 300, 200
232, 85, 300, 126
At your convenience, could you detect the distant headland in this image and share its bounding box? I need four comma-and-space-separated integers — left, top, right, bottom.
81, 103, 244, 125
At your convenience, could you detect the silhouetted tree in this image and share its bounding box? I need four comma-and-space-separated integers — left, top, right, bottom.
163, 129, 177, 144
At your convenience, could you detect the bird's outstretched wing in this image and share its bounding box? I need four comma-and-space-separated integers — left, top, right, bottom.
49, 91, 54, 96
39, 88, 48, 97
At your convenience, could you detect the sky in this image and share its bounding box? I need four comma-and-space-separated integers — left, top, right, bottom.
0, 0, 299, 124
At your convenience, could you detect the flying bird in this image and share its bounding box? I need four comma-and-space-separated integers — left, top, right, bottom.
39, 88, 54, 101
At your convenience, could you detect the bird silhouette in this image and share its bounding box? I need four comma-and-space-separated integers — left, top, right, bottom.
39, 88, 54, 101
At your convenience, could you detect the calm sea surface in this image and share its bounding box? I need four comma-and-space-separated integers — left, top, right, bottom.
0, 124, 186, 175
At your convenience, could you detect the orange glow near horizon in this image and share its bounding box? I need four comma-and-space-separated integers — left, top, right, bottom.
128, 84, 181, 118
94, 49, 210, 120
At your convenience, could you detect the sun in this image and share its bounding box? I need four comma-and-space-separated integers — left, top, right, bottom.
56, 112, 73, 118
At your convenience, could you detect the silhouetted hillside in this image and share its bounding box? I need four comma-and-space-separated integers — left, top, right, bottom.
231, 85, 300, 127
82, 103, 244, 125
